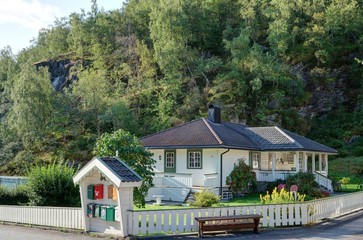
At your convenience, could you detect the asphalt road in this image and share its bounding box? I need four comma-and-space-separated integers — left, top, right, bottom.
0, 225, 98, 240
1, 209, 363, 240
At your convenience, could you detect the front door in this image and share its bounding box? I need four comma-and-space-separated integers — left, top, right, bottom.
164, 150, 176, 173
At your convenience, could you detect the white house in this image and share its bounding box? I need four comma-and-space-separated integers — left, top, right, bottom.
141, 104, 338, 201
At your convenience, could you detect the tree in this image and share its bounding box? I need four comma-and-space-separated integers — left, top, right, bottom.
72, 68, 111, 135
9, 63, 53, 148
94, 129, 155, 208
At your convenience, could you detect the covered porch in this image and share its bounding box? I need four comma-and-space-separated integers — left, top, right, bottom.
253, 151, 333, 191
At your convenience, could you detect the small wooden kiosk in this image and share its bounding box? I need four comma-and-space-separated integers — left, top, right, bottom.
73, 156, 142, 236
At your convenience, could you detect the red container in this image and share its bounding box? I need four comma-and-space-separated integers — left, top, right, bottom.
94, 184, 104, 199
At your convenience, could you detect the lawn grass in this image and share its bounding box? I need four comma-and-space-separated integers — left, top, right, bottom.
337, 183, 363, 193
134, 204, 190, 211
219, 193, 261, 206
134, 193, 261, 211
329, 156, 363, 183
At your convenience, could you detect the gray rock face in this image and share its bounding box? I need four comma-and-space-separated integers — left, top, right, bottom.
35, 59, 80, 91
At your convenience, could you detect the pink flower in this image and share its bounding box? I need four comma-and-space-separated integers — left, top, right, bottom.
278, 184, 286, 190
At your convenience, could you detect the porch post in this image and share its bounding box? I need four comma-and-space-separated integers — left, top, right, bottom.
319, 153, 322, 173
325, 154, 329, 175
272, 152, 276, 180
295, 151, 299, 173
312, 153, 315, 173
303, 152, 307, 172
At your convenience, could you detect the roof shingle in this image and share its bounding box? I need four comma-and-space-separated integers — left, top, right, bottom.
99, 157, 142, 182
140, 118, 338, 153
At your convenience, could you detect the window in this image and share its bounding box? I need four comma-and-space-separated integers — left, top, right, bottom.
251, 152, 261, 170
188, 150, 202, 169
287, 153, 294, 164
165, 152, 175, 168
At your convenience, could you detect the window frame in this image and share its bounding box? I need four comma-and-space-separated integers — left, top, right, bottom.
287, 153, 295, 164
187, 149, 203, 169
250, 152, 261, 170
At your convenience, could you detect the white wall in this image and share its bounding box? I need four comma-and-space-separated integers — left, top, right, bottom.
149, 148, 253, 187
176, 149, 219, 186
149, 149, 164, 172
221, 149, 250, 187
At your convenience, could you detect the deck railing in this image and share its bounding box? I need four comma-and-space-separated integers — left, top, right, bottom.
313, 171, 333, 192
153, 172, 193, 188
255, 170, 295, 182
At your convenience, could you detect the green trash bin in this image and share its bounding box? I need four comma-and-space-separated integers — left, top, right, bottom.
87, 185, 94, 199
100, 205, 115, 221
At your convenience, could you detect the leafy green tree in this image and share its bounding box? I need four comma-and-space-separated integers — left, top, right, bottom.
94, 129, 155, 208
9, 63, 53, 148
72, 68, 111, 135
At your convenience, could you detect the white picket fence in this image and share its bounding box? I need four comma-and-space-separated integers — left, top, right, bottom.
127, 191, 363, 236
0, 205, 83, 229
0, 191, 362, 236
307, 191, 363, 223
127, 203, 308, 235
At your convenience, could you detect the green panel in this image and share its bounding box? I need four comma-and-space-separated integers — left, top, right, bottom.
164, 150, 176, 173
106, 206, 115, 221
87, 185, 94, 199
100, 205, 115, 221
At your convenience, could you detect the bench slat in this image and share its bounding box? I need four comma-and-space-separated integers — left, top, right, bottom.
195, 214, 262, 222
195, 214, 262, 238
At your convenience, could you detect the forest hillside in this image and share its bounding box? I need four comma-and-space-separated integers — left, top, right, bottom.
0, 0, 362, 174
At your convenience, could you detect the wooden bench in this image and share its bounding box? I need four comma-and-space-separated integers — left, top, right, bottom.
195, 214, 262, 238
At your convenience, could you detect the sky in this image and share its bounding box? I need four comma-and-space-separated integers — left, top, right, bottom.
0, 0, 125, 54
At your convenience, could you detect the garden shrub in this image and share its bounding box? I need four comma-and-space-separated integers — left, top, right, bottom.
285, 172, 319, 198
26, 161, 80, 206
226, 159, 257, 195
339, 177, 351, 185
191, 190, 220, 207
0, 185, 28, 205
260, 187, 305, 204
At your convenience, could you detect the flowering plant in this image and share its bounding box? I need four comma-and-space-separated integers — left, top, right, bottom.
226, 159, 257, 195
260, 187, 306, 204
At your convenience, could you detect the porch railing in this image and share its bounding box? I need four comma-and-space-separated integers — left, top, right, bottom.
255, 170, 295, 182
314, 171, 333, 192
153, 172, 193, 188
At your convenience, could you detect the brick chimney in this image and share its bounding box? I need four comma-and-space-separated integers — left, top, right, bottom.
208, 104, 221, 124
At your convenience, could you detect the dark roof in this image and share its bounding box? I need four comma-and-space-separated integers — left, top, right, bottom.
282, 129, 338, 153
140, 119, 221, 148
141, 118, 338, 153
99, 157, 142, 182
